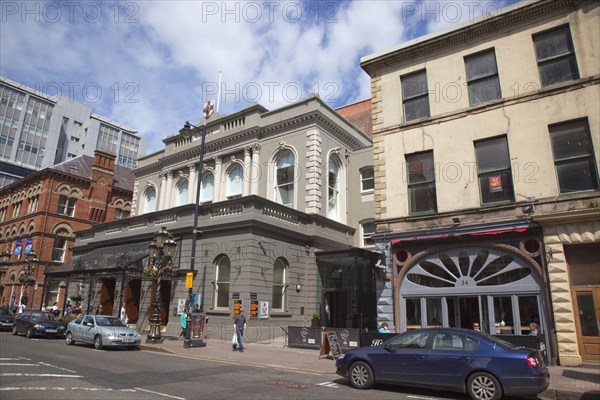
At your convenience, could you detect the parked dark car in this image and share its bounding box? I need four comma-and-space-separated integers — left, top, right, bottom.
0, 308, 16, 331
12, 310, 65, 338
336, 328, 549, 400
65, 315, 141, 350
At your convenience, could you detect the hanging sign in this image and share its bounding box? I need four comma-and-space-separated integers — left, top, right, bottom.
186, 272, 193, 288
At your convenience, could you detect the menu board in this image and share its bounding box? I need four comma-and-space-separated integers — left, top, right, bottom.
249, 300, 258, 318
319, 330, 343, 359
233, 299, 243, 316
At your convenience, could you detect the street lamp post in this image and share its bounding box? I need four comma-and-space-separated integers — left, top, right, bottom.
179, 120, 207, 313
146, 227, 176, 344
20, 251, 39, 309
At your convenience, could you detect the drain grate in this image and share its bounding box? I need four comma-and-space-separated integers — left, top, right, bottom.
263, 379, 313, 390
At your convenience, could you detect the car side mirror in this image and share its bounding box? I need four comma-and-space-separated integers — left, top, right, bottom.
384, 343, 392, 351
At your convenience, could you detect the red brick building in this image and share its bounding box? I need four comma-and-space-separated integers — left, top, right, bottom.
0, 150, 134, 313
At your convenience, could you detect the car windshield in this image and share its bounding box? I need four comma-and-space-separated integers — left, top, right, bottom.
476, 330, 518, 349
32, 312, 56, 322
0, 309, 12, 316
96, 317, 125, 327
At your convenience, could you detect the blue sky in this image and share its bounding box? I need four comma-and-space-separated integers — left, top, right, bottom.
1, 0, 520, 155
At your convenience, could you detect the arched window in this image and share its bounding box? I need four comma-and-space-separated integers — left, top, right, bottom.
200, 172, 214, 204
175, 180, 188, 207
274, 150, 295, 207
143, 187, 156, 214
327, 158, 340, 221
52, 228, 70, 261
214, 255, 231, 309
272, 258, 287, 311
226, 164, 243, 199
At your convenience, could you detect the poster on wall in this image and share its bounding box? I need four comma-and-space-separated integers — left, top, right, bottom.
233, 299, 243, 316
177, 298, 186, 314
259, 301, 269, 319
191, 294, 200, 311
249, 299, 258, 318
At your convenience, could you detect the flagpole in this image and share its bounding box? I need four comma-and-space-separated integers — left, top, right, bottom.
216, 71, 222, 113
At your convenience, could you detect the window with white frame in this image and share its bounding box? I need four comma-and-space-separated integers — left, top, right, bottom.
226, 163, 243, 199
360, 167, 374, 192
115, 208, 130, 219
12, 201, 22, 218
401, 69, 430, 122
143, 187, 156, 214
475, 136, 515, 204
27, 195, 38, 213
406, 151, 437, 214
214, 255, 231, 309
56, 195, 76, 217
465, 48, 501, 105
327, 158, 340, 221
533, 24, 579, 87
52, 228, 69, 261
175, 180, 188, 206
549, 119, 599, 194
361, 221, 376, 247
274, 150, 295, 207
272, 258, 287, 311
200, 172, 214, 203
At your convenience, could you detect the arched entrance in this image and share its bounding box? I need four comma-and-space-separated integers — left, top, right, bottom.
396, 245, 551, 359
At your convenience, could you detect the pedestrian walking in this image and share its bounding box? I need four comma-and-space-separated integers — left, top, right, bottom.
51, 302, 60, 317
179, 308, 188, 340
233, 308, 247, 352
120, 304, 128, 324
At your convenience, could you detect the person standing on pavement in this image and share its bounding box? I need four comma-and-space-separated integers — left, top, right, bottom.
179, 307, 188, 340
233, 308, 247, 352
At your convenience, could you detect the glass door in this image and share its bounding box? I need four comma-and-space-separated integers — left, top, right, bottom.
573, 288, 600, 363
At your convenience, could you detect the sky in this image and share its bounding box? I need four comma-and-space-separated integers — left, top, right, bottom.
1, 0, 521, 155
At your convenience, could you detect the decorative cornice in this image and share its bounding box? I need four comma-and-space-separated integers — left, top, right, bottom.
361, 0, 575, 75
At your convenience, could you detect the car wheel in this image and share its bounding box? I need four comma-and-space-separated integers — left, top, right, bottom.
94, 335, 103, 350
65, 332, 75, 345
467, 372, 502, 400
26, 327, 33, 338
348, 361, 374, 389
12, 325, 18, 335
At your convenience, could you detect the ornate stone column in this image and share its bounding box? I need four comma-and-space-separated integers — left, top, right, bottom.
250, 143, 261, 196
213, 157, 222, 202
243, 146, 252, 196
188, 163, 198, 204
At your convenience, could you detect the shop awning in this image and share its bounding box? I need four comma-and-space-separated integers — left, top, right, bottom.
46, 242, 149, 276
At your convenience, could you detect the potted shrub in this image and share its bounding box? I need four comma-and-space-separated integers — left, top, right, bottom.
311, 312, 320, 327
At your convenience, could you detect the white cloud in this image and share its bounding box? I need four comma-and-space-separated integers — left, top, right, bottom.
0, 0, 519, 154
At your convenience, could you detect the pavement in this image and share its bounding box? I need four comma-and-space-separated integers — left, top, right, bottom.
140, 335, 600, 400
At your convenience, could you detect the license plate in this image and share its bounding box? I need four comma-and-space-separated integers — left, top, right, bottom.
46, 329, 57, 333
123, 339, 133, 343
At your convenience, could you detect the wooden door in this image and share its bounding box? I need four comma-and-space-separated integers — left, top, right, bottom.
573, 287, 600, 363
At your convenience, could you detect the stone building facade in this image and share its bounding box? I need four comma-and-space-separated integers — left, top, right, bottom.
51, 96, 379, 341
361, 0, 599, 365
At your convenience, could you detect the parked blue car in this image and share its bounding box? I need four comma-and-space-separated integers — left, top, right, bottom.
12, 310, 65, 338
335, 328, 549, 400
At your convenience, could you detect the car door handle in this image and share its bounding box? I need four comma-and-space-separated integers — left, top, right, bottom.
414, 355, 425, 360
460, 357, 471, 361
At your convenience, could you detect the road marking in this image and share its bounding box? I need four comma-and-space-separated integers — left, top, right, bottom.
0, 363, 39, 366
1, 373, 83, 378
407, 395, 436, 400
0, 387, 137, 392
134, 387, 186, 399
317, 381, 339, 388
38, 361, 78, 373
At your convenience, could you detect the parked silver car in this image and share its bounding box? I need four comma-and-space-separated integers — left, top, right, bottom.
65, 314, 141, 350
